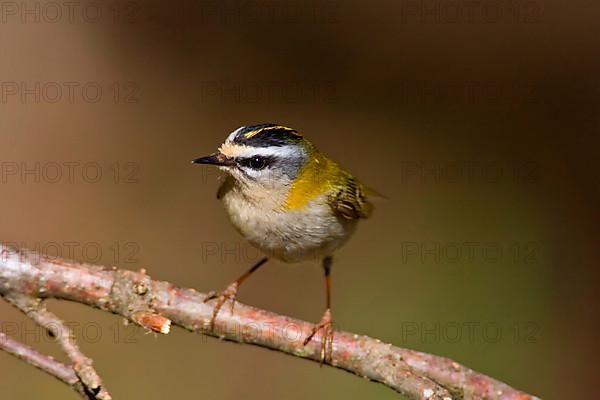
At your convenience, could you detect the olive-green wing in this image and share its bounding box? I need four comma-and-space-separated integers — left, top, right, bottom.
328, 177, 373, 219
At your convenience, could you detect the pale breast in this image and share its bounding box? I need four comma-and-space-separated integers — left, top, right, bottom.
221, 188, 357, 263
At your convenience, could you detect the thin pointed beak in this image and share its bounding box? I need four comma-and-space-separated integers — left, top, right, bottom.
191, 152, 233, 166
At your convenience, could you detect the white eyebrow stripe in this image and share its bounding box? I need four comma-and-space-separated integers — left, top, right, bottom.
219, 142, 300, 159
238, 146, 299, 158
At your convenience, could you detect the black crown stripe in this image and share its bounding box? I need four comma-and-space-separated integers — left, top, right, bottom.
233, 124, 302, 147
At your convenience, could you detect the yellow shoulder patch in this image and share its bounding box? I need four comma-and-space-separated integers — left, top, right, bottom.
284, 152, 344, 211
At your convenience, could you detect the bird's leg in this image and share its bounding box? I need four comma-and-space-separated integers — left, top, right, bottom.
303, 256, 334, 365
204, 257, 268, 330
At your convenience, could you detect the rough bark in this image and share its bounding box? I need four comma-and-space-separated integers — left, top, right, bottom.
0, 246, 540, 400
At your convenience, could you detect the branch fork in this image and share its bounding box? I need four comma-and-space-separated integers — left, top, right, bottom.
0, 246, 541, 400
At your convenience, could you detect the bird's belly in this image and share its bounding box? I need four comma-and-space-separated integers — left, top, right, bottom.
222, 192, 356, 262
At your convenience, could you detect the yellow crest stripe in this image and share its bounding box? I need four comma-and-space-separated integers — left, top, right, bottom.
243, 129, 262, 139
244, 125, 302, 139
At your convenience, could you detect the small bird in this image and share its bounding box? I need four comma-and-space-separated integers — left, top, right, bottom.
192, 123, 373, 362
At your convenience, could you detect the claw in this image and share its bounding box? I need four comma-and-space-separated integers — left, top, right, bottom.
203, 282, 239, 330
303, 308, 334, 365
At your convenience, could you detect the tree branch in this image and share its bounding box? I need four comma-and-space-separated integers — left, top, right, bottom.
3, 292, 112, 399
0, 245, 541, 400
0, 331, 94, 398
0, 331, 74, 383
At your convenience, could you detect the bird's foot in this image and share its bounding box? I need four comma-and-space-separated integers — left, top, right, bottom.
303, 308, 334, 365
203, 281, 239, 331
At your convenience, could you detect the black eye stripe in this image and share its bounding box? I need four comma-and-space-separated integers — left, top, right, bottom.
236, 155, 276, 170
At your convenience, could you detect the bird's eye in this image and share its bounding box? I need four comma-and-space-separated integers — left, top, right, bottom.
249, 156, 267, 170
239, 156, 269, 170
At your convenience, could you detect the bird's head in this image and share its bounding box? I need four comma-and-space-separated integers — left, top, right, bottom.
192, 124, 312, 190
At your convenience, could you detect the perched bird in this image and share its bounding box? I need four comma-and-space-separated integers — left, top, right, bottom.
192, 123, 373, 361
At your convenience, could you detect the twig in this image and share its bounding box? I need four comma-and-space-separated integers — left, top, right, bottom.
0, 245, 541, 400
0, 331, 94, 397
3, 292, 112, 400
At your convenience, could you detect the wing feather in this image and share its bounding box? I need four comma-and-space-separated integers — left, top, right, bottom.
328, 176, 373, 219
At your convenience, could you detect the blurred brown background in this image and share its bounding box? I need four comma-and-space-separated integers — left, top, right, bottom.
0, 0, 598, 399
